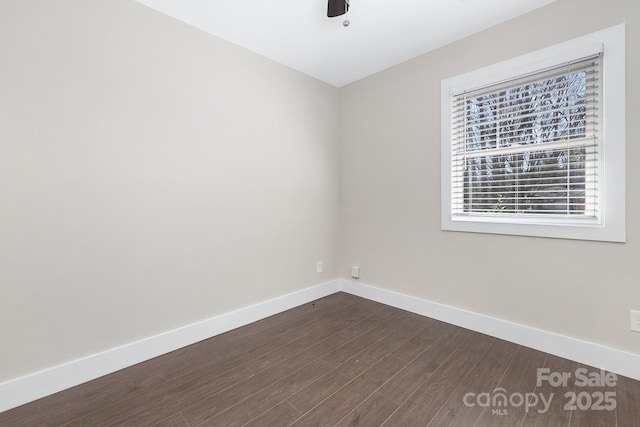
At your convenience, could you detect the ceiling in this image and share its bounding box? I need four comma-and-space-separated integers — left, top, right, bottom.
134, 0, 556, 87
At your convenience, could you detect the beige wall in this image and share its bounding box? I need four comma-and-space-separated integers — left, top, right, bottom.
0, 0, 339, 382
339, 0, 640, 355
3, 0, 639, 387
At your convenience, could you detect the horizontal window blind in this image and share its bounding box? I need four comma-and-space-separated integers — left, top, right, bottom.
450, 55, 601, 218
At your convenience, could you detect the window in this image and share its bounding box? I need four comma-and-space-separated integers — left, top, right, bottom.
453, 56, 599, 218
441, 25, 625, 242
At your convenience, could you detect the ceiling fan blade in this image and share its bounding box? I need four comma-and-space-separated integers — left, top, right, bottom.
327, 0, 348, 17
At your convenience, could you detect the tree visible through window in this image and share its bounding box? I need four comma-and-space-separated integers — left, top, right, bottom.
441, 24, 625, 242
451, 56, 599, 218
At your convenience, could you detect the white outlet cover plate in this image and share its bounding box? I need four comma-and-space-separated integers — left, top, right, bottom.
351, 266, 360, 278
630, 310, 640, 333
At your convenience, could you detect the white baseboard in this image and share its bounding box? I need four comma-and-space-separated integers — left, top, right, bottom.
339, 278, 640, 382
0, 280, 340, 413
3, 277, 639, 414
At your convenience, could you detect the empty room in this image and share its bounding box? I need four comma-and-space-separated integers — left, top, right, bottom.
1, 0, 639, 425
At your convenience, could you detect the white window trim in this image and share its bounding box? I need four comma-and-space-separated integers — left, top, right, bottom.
441, 24, 625, 242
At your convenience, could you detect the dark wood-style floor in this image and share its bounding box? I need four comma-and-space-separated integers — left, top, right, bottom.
1, 292, 638, 426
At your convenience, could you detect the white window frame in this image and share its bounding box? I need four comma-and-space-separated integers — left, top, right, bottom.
441, 24, 625, 242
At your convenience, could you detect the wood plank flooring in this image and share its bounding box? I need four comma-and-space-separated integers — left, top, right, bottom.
1, 292, 638, 426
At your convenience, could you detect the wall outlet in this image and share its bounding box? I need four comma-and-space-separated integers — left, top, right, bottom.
351, 265, 360, 279
631, 310, 640, 333
316, 261, 323, 273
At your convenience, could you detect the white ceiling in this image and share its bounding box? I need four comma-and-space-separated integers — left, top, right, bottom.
134, 0, 556, 87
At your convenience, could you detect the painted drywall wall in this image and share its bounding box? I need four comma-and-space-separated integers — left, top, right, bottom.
0, 0, 339, 382
339, 0, 640, 356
